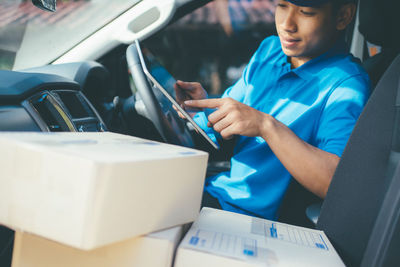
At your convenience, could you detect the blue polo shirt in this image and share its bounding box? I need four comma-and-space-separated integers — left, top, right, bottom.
195, 35, 370, 219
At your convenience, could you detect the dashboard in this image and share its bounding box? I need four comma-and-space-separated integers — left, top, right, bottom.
0, 62, 108, 133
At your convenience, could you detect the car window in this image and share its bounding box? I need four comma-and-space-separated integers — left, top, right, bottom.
143, 0, 277, 96
0, 0, 141, 70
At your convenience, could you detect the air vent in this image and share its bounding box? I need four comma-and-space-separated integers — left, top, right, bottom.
25, 92, 76, 132
52, 91, 94, 119
50, 90, 105, 132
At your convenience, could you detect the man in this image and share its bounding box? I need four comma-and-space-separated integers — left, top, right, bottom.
175, 0, 370, 219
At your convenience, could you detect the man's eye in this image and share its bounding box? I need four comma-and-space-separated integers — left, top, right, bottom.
300, 10, 316, 16
277, 3, 287, 8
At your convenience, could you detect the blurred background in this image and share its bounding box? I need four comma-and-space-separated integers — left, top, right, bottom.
144, 0, 278, 95
0, 0, 278, 95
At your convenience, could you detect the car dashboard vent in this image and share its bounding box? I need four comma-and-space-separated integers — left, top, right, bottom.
24, 91, 76, 132
23, 90, 106, 132
53, 91, 95, 119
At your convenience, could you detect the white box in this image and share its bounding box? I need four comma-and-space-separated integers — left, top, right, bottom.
0, 132, 208, 249
175, 208, 345, 267
12, 225, 183, 267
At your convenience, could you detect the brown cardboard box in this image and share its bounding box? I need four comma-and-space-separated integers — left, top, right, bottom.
12, 226, 182, 267
0, 132, 207, 249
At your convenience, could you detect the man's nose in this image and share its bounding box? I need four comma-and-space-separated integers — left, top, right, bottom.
281, 12, 297, 33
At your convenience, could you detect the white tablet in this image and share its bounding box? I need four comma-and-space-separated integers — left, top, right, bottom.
135, 39, 219, 150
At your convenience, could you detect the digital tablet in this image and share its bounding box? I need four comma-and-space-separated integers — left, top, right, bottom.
135, 39, 219, 150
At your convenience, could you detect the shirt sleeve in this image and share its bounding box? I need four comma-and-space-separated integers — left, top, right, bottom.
222, 36, 277, 101
221, 65, 249, 101
314, 75, 370, 157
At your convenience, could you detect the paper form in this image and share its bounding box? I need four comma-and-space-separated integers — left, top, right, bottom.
178, 208, 346, 267
254, 219, 329, 250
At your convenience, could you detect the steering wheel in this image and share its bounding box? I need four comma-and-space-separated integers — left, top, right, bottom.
125, 42, 194, 147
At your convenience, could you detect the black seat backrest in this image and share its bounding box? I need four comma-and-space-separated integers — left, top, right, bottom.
361, 157, 400, 267
359, 0, 400, 87
317, 54, 400, 266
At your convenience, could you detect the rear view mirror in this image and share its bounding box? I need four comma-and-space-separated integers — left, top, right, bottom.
32, 0, 56, 12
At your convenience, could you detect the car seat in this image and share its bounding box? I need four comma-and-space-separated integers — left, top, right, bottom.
317, 54, 400, 266
361, 151, 400, 267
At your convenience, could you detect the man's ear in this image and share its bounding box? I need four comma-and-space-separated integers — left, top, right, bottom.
336, 3, 356, 31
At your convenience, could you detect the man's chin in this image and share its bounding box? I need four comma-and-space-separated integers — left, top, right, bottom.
281, 48, 299, 57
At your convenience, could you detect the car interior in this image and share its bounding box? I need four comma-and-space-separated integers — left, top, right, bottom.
0, 0, 399, 266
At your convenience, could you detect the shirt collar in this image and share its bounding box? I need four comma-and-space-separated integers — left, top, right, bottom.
282, 37, 348, 80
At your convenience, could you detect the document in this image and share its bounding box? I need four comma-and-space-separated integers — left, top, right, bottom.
175, 208, 345, 267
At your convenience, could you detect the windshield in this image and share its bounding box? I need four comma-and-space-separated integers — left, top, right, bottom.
0, 0, 141, 70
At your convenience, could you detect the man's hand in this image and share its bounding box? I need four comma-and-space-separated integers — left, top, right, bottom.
174, 80, 208, 104
173, 80, 208, 119
185, 97, 269, 139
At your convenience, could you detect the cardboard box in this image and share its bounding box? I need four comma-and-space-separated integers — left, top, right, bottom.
12, 226, 183, 267
175, 208, 345, 267
0, 132, 208, 249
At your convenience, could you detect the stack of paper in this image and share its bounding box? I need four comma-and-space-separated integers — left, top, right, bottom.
12, 226, 183, 267
175, 208, 345, 267
0, 132, 208, 249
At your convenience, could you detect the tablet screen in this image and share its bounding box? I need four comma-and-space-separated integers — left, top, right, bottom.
135, 40, 219, 150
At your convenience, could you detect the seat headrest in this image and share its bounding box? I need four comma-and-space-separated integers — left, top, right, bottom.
358, 0, 400, 49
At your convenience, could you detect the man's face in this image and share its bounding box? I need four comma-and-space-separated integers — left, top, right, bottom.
275, 0, 339, 66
